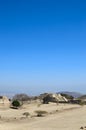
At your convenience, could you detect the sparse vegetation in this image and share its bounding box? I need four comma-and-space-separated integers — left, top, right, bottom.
37, 103, 41, 107
23, 112, 30, 118
78, 100, 86, 106
56, 109, 59, 112
35, 110, 48, 117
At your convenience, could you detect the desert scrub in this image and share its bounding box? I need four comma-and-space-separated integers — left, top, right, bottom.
56, 109, 59, 112
23, 112, 30, 118
79, 101, 86, 106
35, 110, 48, 117
37, 103, 41, 107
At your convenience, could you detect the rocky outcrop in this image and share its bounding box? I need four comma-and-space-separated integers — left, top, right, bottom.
42, 93, 68, 104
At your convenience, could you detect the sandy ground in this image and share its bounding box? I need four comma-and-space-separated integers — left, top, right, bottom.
0, 103, 86, 130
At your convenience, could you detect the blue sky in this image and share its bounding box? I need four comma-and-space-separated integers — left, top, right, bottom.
0, 0, 86, 95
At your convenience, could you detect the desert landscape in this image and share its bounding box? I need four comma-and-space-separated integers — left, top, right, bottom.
0, 93, 86, 130
0, 0, 85, 130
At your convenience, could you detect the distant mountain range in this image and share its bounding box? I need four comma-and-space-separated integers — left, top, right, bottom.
78, 95, 86, 99
57, 91, 83, 98
0, 91, 84, 99
0, 92, 15, 99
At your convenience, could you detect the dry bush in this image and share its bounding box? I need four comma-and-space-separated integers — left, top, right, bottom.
13, 94, 31, 102
37, 103, 42, 107
23, 112, 30, 118
35, 110, 48, 117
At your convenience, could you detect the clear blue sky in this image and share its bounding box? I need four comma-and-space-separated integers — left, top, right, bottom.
0, 0, 86, 95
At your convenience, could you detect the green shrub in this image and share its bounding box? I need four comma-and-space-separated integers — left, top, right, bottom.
12, 100, 21, 108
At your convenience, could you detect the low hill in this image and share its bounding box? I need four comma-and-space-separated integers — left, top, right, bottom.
78, 95, 86, 100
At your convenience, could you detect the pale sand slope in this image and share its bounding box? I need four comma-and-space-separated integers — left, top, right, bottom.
0, 104, 86, 130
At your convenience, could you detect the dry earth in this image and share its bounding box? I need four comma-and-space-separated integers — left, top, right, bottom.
0, 103, 86, 130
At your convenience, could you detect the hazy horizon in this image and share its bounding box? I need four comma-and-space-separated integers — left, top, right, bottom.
0, 0, 86, 95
